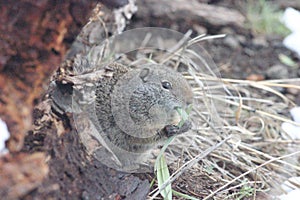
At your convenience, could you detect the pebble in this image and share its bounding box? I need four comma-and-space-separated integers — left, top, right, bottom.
246, 74, 265, 81
252, 36, 269, 47
287, 87, 300, 96
223, 35, 240, 49
266, 64, 289, 79
237, 35, 246, 44
193, 24, 207, 35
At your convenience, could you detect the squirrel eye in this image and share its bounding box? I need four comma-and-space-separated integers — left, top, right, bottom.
161, 81, 172, 90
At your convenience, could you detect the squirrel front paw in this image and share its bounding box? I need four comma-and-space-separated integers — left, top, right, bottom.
163, 121, 192, 138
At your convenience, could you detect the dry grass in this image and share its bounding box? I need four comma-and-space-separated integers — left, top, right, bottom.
102, 30, 300, 199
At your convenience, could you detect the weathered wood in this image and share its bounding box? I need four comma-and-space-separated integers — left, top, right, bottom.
0, 152, 48, 199
1, 1, 149, 199
136, 0, 245, 28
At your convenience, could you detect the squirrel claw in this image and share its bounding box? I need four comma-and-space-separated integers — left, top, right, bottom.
163, 121, 192, 137
164, 125, 180, 137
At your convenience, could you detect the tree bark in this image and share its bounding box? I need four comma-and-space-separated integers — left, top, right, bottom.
0, 0, 97, 152
1, 1, 149, 199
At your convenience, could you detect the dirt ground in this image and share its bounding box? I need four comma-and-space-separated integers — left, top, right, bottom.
1, 0, 300, 199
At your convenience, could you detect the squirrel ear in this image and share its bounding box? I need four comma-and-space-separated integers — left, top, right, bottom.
139, 68, 150, 82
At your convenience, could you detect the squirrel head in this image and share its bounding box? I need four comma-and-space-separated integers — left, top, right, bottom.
111, 64, 193, 139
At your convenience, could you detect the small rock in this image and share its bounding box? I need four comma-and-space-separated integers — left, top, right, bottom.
193, 24, 207, 34
237, 35, 246, 44
266, 64, 289, 79
287, 87, 300, 96
252, 36, 269, 47
246, 74, 265, 81
224, 35, 240, 49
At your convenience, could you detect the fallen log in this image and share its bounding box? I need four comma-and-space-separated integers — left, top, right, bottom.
136, 0, 245, 28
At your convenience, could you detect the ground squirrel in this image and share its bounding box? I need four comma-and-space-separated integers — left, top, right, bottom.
95, 63, 193, 153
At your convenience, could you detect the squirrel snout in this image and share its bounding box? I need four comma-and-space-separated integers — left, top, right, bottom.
170, 109, 182, 126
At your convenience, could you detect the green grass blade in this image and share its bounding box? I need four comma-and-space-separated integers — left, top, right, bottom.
173, 190, 199, 200
156, 154, 172, 200
279, 53, 297, 68
176, 107, 189, 127
154, 136, 175, 172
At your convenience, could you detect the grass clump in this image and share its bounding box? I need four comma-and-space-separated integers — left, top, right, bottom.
245, 0, 290, 36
